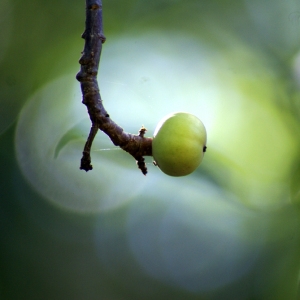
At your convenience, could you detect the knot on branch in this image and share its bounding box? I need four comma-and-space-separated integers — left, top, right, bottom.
139, 126, 147, 137
99, 34, 106, 43
89, 3, 100, 10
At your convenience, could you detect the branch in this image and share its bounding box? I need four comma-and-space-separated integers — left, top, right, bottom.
76, 0, 152, 175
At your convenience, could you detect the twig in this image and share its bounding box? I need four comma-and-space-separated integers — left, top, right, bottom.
76, 0, 152, 175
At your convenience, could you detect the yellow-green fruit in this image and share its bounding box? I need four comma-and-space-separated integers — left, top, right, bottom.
152, 112, 207, 176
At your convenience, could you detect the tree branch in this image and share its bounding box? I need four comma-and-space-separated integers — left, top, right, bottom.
76, 0, 152, 175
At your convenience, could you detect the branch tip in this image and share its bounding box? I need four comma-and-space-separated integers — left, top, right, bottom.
136, 157, 148, 175
80, 151, 93, 172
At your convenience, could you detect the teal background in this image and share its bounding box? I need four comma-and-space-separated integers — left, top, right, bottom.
1, 0, 300, 299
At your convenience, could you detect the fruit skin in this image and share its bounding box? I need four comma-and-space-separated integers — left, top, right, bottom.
152, 112, 207, 176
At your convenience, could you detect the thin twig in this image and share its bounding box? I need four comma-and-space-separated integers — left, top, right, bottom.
80, 124, 98, 171
76, 0, 152, 175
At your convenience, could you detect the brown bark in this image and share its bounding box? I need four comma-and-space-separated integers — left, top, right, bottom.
76, 0, 152, 175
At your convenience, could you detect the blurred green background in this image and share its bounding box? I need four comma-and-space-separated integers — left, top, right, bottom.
1, 0, 300, 299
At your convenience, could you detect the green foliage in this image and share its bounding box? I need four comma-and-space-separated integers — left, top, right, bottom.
1, 0, 300, 299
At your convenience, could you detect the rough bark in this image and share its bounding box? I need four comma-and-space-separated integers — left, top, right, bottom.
76, 0, 152, 175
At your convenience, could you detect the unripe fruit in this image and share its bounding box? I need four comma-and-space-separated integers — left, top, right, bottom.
152, 112, 207, 176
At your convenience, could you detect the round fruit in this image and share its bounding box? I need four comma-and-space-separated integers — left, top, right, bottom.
152, 112, 207, 176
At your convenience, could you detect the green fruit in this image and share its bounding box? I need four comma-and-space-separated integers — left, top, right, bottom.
152, 112, 207, 176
